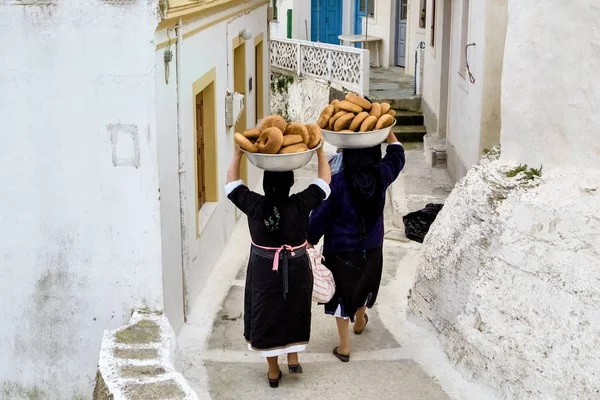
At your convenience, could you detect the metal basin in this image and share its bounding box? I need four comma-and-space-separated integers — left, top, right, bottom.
321, 121, 396, 149
240, 141, 322, 172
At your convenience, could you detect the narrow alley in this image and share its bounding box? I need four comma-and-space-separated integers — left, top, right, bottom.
176, 145, 494, 399
3, 1, 600, 399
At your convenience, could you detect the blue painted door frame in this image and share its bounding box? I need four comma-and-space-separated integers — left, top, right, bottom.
354, 0, 366, 34
311, 0, 342, 44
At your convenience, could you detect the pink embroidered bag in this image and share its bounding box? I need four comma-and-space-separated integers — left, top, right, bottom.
308, 248, 336, 303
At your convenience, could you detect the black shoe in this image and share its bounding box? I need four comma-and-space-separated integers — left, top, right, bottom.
268, 370, 282, 388
288, 364, 303, 374
332, 346, 350, 362
354, 314, 369, 335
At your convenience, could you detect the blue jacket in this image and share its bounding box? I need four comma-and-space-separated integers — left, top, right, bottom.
308, 143, 405, 252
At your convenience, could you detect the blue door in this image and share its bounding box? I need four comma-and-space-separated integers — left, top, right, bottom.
354, 0, 366, 34
311, 0, 342, 44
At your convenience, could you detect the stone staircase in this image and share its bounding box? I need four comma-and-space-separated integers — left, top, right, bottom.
373, 94, 447, 168
392, 111, 427, 143
368, 94, 428, 144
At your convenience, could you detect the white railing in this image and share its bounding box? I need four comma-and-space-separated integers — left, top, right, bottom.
270, 37, 370, 96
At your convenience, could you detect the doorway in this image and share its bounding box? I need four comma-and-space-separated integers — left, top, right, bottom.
354, 0, 366, 34
396, 0, 408, 67
233, 40, 248, 184
311, 0, 343, 44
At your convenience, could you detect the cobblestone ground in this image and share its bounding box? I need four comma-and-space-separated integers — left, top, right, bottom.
177, 145, 496, 400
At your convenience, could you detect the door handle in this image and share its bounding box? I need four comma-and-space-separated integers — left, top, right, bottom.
325, 17, 328, 23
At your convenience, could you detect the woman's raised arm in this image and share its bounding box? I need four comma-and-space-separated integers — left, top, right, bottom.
316, 146, 331, 184
226, 146, 244, 184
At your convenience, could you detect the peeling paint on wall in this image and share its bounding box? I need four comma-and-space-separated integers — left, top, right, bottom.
0, 0, 163, 397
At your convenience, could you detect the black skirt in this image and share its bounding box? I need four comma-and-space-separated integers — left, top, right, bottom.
244, 245, 314, 352
323, 246, 384, 322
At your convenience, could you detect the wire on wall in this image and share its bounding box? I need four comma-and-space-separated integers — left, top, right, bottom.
465, 43, 476, 84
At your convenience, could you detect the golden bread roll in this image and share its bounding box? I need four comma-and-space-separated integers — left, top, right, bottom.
282, 134, 303, 147
243, 127, 261, 139
359, 116, 378, 132
278, 143, 309, 154
256, 127, 284, 154
305, 124, 322, 149
375, 114, 395, 130
345, 93, 372, 110
328, 111, 348, 130
284, 123, 309, 144
259, 115, 287, 133
234, 132, 257, 153
334, 113, 355, 132
338, 100, 363, 114
317, 105, 335, 129
349, 111, 370, 132
369, 103, 382, 119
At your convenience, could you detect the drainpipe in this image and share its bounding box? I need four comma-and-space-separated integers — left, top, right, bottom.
174, 17, 189, 320
414, 41, 425, 95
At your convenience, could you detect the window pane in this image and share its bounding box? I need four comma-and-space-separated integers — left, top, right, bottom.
401, 0, 408, 20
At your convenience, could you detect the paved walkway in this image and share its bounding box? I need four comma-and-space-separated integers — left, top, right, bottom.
177, 145, 496, 400
369, 67, 415, 100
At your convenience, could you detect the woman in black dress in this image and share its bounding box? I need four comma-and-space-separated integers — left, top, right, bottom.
224, 146, 331, 388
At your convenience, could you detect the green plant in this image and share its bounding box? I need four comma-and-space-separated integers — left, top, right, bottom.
505, 164, 542, 182
271, 74, 295, 94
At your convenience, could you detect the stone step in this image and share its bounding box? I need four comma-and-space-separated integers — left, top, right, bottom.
375, 97, 422, 113
393, 125, 427, 142
423, 133, 448, 168
394, 110, 424, 126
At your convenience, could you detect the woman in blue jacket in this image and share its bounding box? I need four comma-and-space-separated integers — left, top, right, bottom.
307, 132, 405, 362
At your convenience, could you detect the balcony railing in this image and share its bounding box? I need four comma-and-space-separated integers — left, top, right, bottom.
270, 37, 370, 96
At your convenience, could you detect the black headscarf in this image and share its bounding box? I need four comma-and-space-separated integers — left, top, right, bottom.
342, 145, 384, 220
262, 171, 294, 232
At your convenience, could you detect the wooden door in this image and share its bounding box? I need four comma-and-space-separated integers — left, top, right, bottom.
396, 0, 408, 67
311, 0, 342, 44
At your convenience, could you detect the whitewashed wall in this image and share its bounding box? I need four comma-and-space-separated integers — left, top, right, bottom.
156, 2, 268, 323
0, 1, 163, 398
412, 1, 600, 398
270, 0, 292, 38
445, 0, 485, 180
155, 31, 184, 332
270, 0, 312, 41
405, 0, 426, 75
500, 0, 600, 171
363, 0, 395, 68
421, 0, 450, 134
270, 72, 330, 124
445, 0, 506, 181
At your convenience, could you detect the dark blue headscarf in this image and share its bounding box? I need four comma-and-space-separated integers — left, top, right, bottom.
342, 145, 384, 220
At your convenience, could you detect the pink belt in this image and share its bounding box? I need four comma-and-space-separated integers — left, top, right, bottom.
251, 241, 308, 300
251, 241, 307, 272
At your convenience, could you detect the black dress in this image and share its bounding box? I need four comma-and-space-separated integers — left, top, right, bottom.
227, 183, 326, 355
